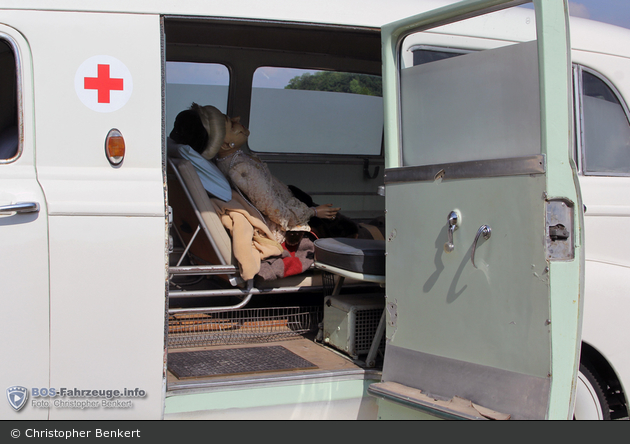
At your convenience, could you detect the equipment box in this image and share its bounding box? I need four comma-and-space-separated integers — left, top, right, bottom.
323, 294, 385, 359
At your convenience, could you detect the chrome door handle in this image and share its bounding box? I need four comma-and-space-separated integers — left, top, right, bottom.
0, 202, 40, 215
444, 210, 460, 253
471, 225, 491, 268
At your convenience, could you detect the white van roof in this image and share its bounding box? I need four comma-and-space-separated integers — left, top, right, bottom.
2, 0, 452, 25
3, 0, 630, 58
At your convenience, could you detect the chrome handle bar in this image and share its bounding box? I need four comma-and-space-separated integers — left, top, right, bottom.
0, 202, 40, 215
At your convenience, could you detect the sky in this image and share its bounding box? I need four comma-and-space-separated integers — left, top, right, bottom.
565, 0, 630, 29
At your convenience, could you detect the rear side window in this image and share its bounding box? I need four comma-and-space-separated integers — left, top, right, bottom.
411, 46, 469, 67
249, 67, 383, 155
0, 38, 18, 161
165, 62, 230, 135
579, 68, 630, 175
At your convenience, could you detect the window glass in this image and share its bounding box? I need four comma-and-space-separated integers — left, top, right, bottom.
581, 70, 630, 175
0, 39, 18, 161
400, 39, 541, 167
165, 62, 229, 136
412, 47, 467, 67
249, 67, 383, 155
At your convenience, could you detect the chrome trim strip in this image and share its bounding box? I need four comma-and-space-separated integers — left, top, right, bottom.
384, 154, 545, 184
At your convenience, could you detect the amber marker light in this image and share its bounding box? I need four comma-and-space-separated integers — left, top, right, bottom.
105, 128, 125, 166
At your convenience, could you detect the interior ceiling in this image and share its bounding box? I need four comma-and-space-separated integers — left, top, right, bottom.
164, 18, 382, 65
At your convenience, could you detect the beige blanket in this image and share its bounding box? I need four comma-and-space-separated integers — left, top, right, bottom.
211, 193, 283, 281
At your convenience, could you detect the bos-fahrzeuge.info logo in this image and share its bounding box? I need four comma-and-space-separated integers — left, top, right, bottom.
6, 386, 146, 411
7, 386, 28, 411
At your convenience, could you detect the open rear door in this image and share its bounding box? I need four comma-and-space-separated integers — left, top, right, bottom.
370, 0, 584, 420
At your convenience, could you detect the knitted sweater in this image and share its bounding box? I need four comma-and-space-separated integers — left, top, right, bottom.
216, 150, 312, 243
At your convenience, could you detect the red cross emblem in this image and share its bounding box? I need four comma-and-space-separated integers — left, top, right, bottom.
84, 64, 124, 104
75, 56, 133, 113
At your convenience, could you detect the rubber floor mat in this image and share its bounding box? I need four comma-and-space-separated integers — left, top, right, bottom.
168, 345, 318, 379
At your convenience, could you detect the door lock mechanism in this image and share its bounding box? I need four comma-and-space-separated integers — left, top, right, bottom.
549, 224, 570, 241
546, 200, 574, 260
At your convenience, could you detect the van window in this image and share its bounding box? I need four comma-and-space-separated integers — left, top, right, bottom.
411, 46, 468, 67
0, 38, 18, 161
249, 67, 383, 155
580, 69, 630, 175
165, 62, 229, 135
400, 39, 541, 167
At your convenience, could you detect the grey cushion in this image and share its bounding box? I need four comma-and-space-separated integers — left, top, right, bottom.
314, 238, 385, 276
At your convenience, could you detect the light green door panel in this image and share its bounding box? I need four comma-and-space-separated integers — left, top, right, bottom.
385, 174, 550, 375
374, 0, 583, 420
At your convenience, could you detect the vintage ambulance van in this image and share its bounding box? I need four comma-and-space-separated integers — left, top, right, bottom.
0, 0, 628, 420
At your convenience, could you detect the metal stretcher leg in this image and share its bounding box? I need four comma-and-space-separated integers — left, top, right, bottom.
332, 276, 345, 296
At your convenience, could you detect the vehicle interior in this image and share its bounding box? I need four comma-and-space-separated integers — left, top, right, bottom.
163, 17, 388, 392
160, 8, 630, 421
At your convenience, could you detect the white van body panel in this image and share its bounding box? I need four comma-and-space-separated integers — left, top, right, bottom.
572, 40, 630, 412
1, 0, 458, 28
0, 9, 166, 419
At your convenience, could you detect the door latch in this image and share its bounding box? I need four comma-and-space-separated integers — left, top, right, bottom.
549, 224, 570, 241
444, 210, 461, 253
546, 200, 574, 260
471, 225, 492, 268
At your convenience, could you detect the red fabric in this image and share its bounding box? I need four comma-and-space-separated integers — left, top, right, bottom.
281, 241, 305, 276
257, 237, 315, 281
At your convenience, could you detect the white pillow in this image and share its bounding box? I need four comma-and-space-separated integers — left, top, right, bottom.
167, 138, 232, 202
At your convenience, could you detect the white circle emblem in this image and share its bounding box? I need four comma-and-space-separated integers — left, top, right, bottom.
74, 55, 133, 113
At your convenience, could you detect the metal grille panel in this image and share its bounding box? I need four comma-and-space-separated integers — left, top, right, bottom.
354, 308, 385, 354
168, 306, 322, 348
168, 346, 318, 379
